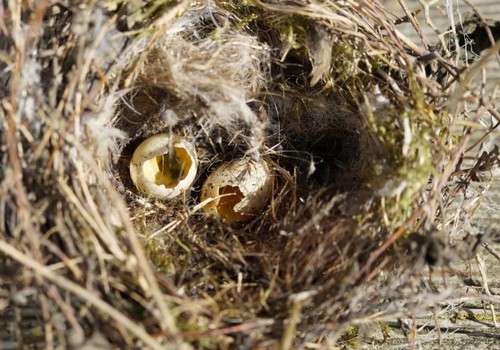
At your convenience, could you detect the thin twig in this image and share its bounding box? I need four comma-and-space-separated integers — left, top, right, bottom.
0, 240, 167, 350
482, 242, 500, 262
475, 252, 498, 327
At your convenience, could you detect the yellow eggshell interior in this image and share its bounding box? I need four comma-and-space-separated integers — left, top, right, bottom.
142, 146, 193, 189
214, 185, 247, 224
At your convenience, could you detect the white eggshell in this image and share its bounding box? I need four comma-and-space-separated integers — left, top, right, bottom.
129, 133, 198, 199
201, 158, 273, 223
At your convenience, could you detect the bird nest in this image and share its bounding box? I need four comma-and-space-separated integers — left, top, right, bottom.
1, 0, 499, 349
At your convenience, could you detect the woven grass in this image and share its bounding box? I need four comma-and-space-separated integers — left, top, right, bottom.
1, 0, 499, 349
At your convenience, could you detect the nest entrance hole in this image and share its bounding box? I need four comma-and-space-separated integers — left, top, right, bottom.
308, 129, 361, 186
283, 126, 362, 194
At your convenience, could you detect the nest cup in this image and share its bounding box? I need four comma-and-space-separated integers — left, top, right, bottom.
104, 1, 451, 346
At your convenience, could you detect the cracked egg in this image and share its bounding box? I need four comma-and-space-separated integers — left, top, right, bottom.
201, 158, 273, 224
129, 133, 198, 199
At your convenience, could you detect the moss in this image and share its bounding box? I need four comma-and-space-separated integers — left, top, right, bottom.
146, 236, 190, 276
136, 0, 182, 22
453, 310, 498, 323
340, 325, 360, 347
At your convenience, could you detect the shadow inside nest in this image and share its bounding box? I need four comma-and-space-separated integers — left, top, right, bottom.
112, 74, 365, 233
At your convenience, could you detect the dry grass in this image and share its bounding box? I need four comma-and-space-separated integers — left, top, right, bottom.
1, 0, 499, 349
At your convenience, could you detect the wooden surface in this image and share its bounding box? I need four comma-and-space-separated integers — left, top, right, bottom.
371, 1, 500, 348
383, 0, 500, 92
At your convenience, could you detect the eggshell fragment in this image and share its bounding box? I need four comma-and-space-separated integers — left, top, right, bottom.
130, 134, 198, 199
201, 159, 273, 223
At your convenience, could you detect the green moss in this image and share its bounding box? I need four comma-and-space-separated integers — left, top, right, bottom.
146, 236, 190, 275
355, 70, 447, 230
453, 310, 498, 323
137, 0, 181, 21
340, 325, 359, 346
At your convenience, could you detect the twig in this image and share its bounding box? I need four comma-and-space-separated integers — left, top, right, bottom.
475, 252, 498, 327
70, 117, 181, 340
280, 300, 302, 350
450, 41, 500, 109
463, 0, 500, 67
151, 319, 274, 340
397, 0, 430, 49
0, 240, 167, 350
39, 293, 54, 350
45, 285, 85, 338
482, 242, 500, 262
358, 206, 425, 280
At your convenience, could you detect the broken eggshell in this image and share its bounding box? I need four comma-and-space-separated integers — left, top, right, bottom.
201, 158, 273, 224
129, 133, 198, 199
